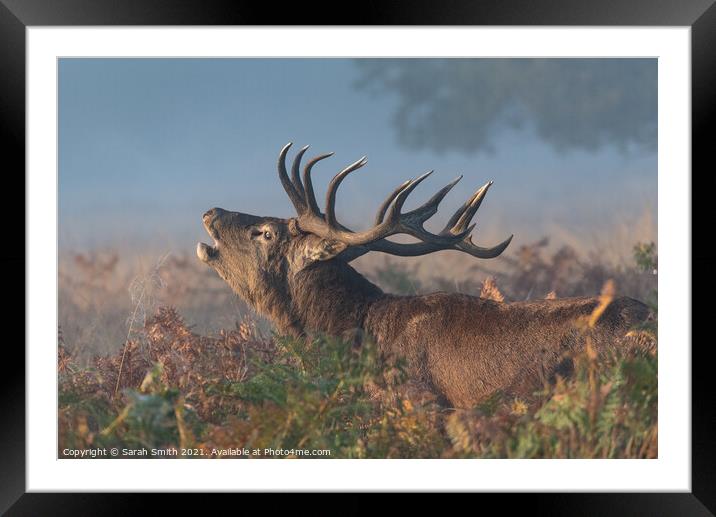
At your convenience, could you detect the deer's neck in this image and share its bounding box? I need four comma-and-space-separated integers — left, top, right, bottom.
286, 260, 385, 338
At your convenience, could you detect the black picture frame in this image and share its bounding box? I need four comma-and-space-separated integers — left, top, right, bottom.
3, 0, 713, 513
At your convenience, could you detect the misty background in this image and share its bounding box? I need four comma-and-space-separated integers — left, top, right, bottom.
59, 58, 656, 264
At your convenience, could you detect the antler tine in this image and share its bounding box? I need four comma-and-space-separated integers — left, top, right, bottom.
405, 175, 463, 224
375, 180, 411, 226
291, 145, 310, 199
443, 181, 489, 232
354, 232, 512, 260
278, 143, 306, 213
325, 156, 368, 227
375, 175, 461, 229
441, 180, 514, 257
449, 181, 492, 233
445, 180, 514, 257
302, 152, 334, 216
344, 179, 512, 261
457, 234, 514, 259
385, 170, 434, 222
382, 171, 472, 245
284, 144, 505, 253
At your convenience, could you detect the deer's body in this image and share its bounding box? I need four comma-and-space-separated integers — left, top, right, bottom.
367, 292, 647, 407
281, 258, 647, 407
198, 143, 649, 408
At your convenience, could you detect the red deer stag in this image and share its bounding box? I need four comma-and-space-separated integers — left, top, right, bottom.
197, 143, 650, 408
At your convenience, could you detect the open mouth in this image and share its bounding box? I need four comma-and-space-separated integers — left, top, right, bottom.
197, 218, 220, 262
196, 242, 217, 262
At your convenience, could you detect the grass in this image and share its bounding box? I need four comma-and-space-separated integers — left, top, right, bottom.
58, 240, 658, 459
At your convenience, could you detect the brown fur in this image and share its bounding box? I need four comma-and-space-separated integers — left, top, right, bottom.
198, 207, 649, 408
365, 293, 647, 407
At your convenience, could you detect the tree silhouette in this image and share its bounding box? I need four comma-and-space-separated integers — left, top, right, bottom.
354, 59, 656, 156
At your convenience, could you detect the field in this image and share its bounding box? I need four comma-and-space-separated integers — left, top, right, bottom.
58, 237, 658, 458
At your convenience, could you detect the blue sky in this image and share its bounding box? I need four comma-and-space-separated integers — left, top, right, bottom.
58, 58, 657, 254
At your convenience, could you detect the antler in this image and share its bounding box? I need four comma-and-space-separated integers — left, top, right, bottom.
367, 181, 514, 259
277, 143, 512, 258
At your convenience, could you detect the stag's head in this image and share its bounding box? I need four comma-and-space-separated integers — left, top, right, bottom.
197, 143, 513, 308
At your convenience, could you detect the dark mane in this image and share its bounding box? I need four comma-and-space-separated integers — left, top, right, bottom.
289, 259, 383, 338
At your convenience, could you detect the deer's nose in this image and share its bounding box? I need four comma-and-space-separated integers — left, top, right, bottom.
203, 207, 225, 224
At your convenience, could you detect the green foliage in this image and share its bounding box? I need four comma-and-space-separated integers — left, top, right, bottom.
59, 323, 447, 458
59, 295, 657, 459
203, 335, 447, 458
633, 241, 657, 273
443, 343, 657, 459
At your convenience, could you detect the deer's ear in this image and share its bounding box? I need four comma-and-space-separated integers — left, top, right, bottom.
304, 238, 349, 263
287, 218, 302, 237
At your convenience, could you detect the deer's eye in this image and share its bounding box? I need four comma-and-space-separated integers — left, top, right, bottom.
263, 231, 272, 240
